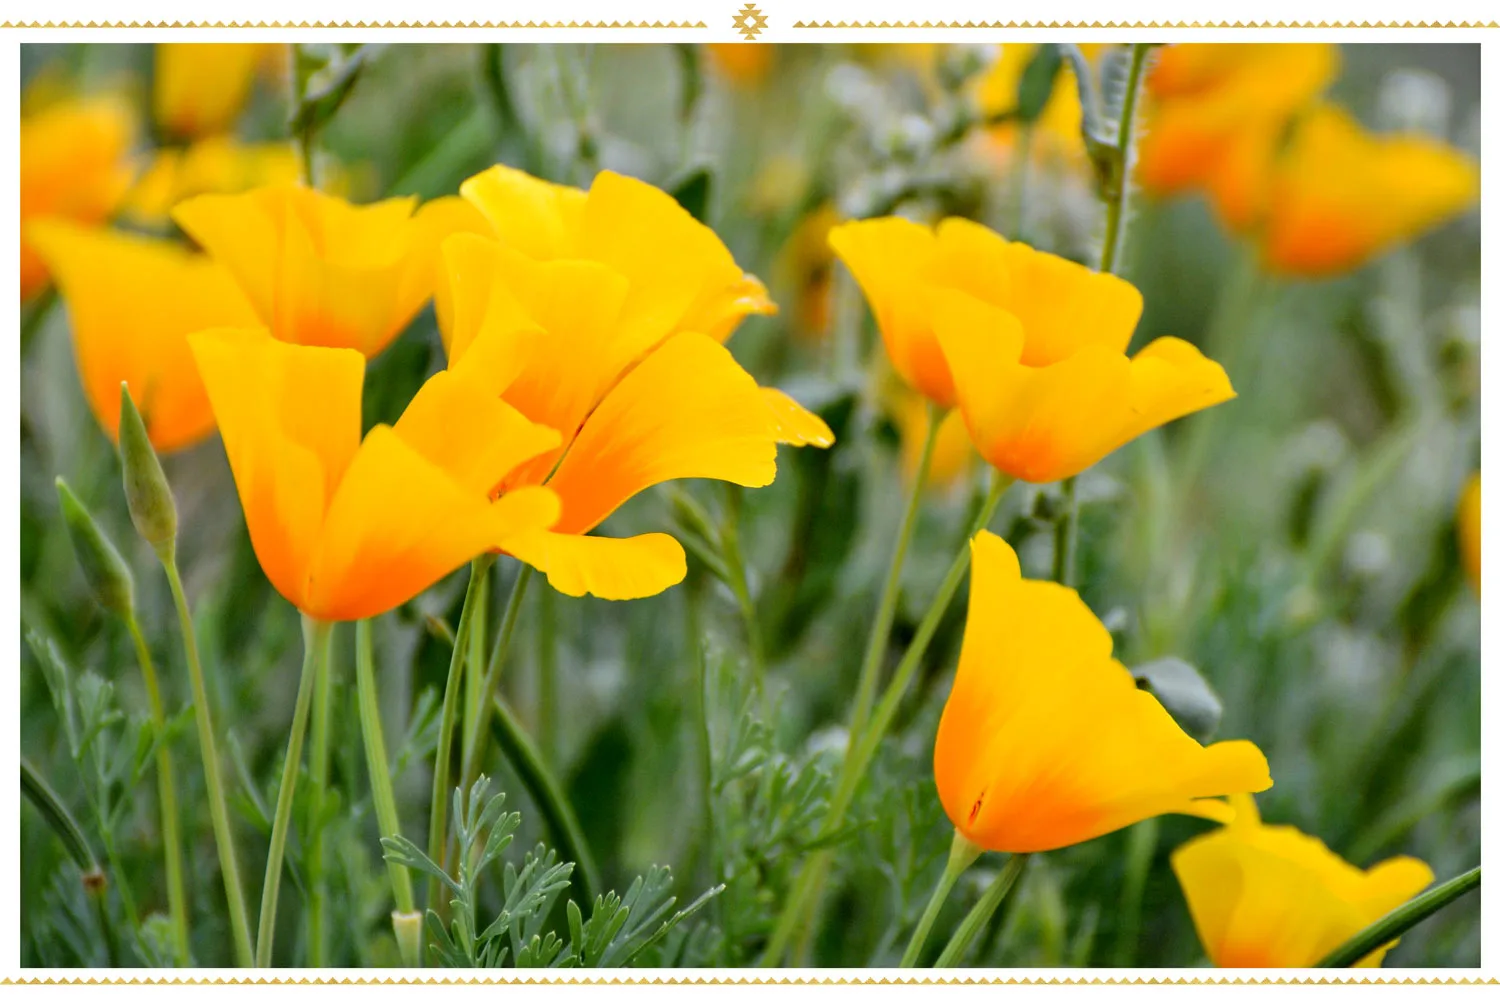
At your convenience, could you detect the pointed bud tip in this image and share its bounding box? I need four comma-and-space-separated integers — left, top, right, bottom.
55, 476, 135, 618
117, 384, 178, 555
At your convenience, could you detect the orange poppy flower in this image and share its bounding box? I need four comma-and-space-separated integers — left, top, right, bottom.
27, 221, 260, 453
189, 328, 561, 621
20, 95, 136, 302
1458, 473, 1480, 596
705, 44, 775, 86
154, 43, 282, 140
1173, 795, 1433, 967
1261, 104, 1479, 277
934, 531, 1272, 854
173, 185, 442, 357
441, 232, 830, 600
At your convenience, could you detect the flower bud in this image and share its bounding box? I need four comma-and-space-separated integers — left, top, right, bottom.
55, 477, 136, 619
118, 383, 178, 557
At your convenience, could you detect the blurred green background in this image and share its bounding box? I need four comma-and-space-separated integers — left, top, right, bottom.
19, 42, 1480, 968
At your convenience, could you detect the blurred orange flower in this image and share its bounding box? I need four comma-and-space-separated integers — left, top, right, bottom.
122, 138, 301, 227
441, 229, 830, 600
173, 185, 439, 357
154, 43, 283, 140
1458, 473, 1480, 596
885, 379, 974, 491
189, 328, 561, 621
935, 531, 1272, 854
27, 222, 260, 453
1260, 104, 1479, 277
775, 203, 841, 339
1137, 44, 1340, 232
706, 44, 775, 86
1173, 795, 1433, 967
20, 95, 137, 302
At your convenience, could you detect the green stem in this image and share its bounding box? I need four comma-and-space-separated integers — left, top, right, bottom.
488, 694, 601, 904
1314, 866, 1480, 968
1097, 43, 1150, 277
899, 832, 982, 968
426, 554, 494, 913
463, 570, 490, 781
460, 565, 532, 792
1010, 125, 1032, 240
762, 471, 1012, 966
125, 614, 190, 966
1052, 477, 1079, 589
537, 584, 558, 765
255, 614, 332, 968
717, 484, 766, 690
1112, 820, 1158, 966
847, 403, 941, 748
934, 853, 1027, 968
21, 755, 100, 876
354, 618, 420, 967
306, 621, 338, 967
162, 557, 254, 968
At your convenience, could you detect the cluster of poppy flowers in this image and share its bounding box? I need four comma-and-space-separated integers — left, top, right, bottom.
21, 42, 1477, 970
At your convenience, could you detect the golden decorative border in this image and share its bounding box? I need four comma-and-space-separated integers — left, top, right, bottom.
791, 19, 1499, 26
0, 977, 1494, 985
1, 20, 708, 27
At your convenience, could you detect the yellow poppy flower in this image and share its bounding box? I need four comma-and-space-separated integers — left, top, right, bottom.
442, 233, 831, 601
154, 43, 281, 140
172, 185, 438, 357
1172, 795, 1433, 967
774, 203, 840, 340
457, 165, 777, 347
833, 216, 1231, 481
1261, 104, 1479, 277
188, 328, 561, 621
1458, 473, 1480, 596
1137, 44, 1340, 232
705, 44, 775, 86
934, 531, 1272, 854
26, 221, 261, 453
122, 138, 301, 227
20, 95, 136, 302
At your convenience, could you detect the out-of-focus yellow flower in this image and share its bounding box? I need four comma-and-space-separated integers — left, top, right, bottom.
122, 138, 301, 227
189, 328, 561, 621
1260, 104, 1479, 277
1458, 473, 1480, 596
974, 43, 1103, 164
20, 96, 137, 302
154, 43, 282, 140
1173, 795, 1433, 967
173, 185, 439, 357
456, 165, 777, 348
27, 222, 260, 453
775, 203, 841, 339
935, 531, 1272, 854
441, 226, 831, 601
706, 43, 775, 86
832, 216, 1232, 480
1138, 44, 1340, 232
885, 377, 973, 490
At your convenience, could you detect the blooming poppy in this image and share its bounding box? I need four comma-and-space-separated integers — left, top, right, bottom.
173, 185, 442, 357
1458, 473, 1480, 596
188, 328, 561, 621
833, 216, 1232, 481
442, 232, 830, 600
154, 43, 282, 140
27, 221, 261, 453
20, 95, 136, 302
457, 164, 777, 346
1172, 795, 1433, 967
122, 138, 301, 227
1260, 104, 1479, 277
1137, 44, 1340, 232
934, 531, 1271, 854
705, 44, 775, 86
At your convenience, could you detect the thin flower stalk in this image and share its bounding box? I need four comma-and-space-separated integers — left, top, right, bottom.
460, 566, 533, 793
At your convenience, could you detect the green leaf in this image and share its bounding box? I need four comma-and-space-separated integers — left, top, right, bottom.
1131, 657, 1224, 742
668, 166, 713, 224
1016, 44, 1064, 123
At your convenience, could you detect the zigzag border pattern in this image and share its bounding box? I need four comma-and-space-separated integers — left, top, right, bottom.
1, 20, 708, 28
790, 19, 1499, 27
